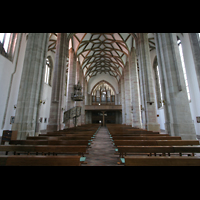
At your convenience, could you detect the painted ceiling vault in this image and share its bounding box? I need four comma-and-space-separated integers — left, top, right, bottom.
48, 33, 156, 82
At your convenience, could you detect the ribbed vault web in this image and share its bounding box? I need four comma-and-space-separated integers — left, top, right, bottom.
48, 33, 156, 82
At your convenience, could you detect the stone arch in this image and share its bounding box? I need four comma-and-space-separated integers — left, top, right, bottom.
91, 80, 117, 96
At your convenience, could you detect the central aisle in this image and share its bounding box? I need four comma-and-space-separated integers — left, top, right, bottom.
84, 126, 119, 166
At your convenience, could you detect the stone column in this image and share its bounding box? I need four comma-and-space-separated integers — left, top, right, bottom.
81, 71, 85, 125
154, 34, 172, 135
115, 94, 118, 105
124, 61, 132, 125
47, 33, 68, 132
120, 72, 125, 124
188, 33, 200, 91
12, 33, 49, 139
85, 79, 88, 105
102, 111, 105, 126
137, 33, 160, 132
65, 48, 76, 128
129, 47, 142, 128
155, 33, 197, 140
118, 78, 121, 105
137, 52, 146, 129
75, 60, 81, 126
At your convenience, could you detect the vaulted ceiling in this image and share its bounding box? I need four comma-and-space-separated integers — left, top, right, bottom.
48, 33, 156, 82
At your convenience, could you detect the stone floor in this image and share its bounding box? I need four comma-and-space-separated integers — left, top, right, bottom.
1, 129, 200, 164
82, 126, 120, 166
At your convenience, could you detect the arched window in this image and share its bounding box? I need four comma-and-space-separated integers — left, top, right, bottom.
197, 33, 200, 41
177, 36, 191, 102
91, 81, 115, 105
153, 57, 163, 109
0, 33, 18, 61
0, 33, 11, 53
44, 56, 52, 86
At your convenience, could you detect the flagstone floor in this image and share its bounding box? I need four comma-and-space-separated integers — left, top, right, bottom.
82, 126, 120, 166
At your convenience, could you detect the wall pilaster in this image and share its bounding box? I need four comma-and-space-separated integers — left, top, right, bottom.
155, 33, 197, 140
137, 33, 160, 132
129, 47, 142, 128
47, 33, 68, 132
12, 33, 49, 139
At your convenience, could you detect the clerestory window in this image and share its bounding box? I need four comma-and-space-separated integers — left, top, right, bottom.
153, 57, 163, 109
177, 37, 191, 102
44, 57, 52, 86
156, 65, 163, 108
0, 33, 18, 61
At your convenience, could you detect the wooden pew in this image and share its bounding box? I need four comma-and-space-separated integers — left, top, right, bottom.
10, 140, 48, 145
124, 156, 200, 166
41, 130, 95, 136
110, 133, 169, 136
27, 136, 93, 141
107, 124, 161, 135
0, 145, 88, 157
112, 136, 181, 140
9, 140, 90, 146
114, 140, 200, 146
117, 146, 200, 158
45, 125, 100, 135
109, 131, 160, 135
0, 155, 81, 166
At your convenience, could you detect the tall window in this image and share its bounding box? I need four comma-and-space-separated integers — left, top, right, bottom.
44, 57, 52, 85
177, 37, 191, 102
156, 65, 163, 107
0, 33, 11, 53
153, 57, 163, 109
0, 33, 18, 61
198, 33, 200, 41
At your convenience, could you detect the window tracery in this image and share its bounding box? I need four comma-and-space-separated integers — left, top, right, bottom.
177, 37, 191, 102
0, 33, 18, 61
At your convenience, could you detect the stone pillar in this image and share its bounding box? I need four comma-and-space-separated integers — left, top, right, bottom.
120, 72, 125, 124
137, 33, 160, 132
85, 79, 88, 105
102, 111, 105, 126
47, 33, 68, 132
155, 33, 197, 140
65, 48, 76, 128
189, 33, 200, 91
124, 61, 132, 125
81, 73, 85, 125
129, 47, 142, 128
75, 60, 81, 126
118, 78, 121, 105
12, 33, 49, 139
154, 34, 172, 135
137, 52, 146, 129
115, 94, 118, 105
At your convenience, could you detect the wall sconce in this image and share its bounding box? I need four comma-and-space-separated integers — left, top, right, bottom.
140, 105, 145, 111
162, 100, 166, 105
131, 106, 133, 111
147, 101, 154, 105
159, 100, 166, 105
40, 100, 45, 105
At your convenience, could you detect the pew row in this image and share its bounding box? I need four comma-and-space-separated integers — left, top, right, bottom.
0, 145, 88, 157
27, 136, 93, 141
9, 140, 91, 146
124, 156, 200, 166
117, 146, 200, 158
0, 155, 81, 166
114, 140, 199, 146
112, 136, 182, 140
